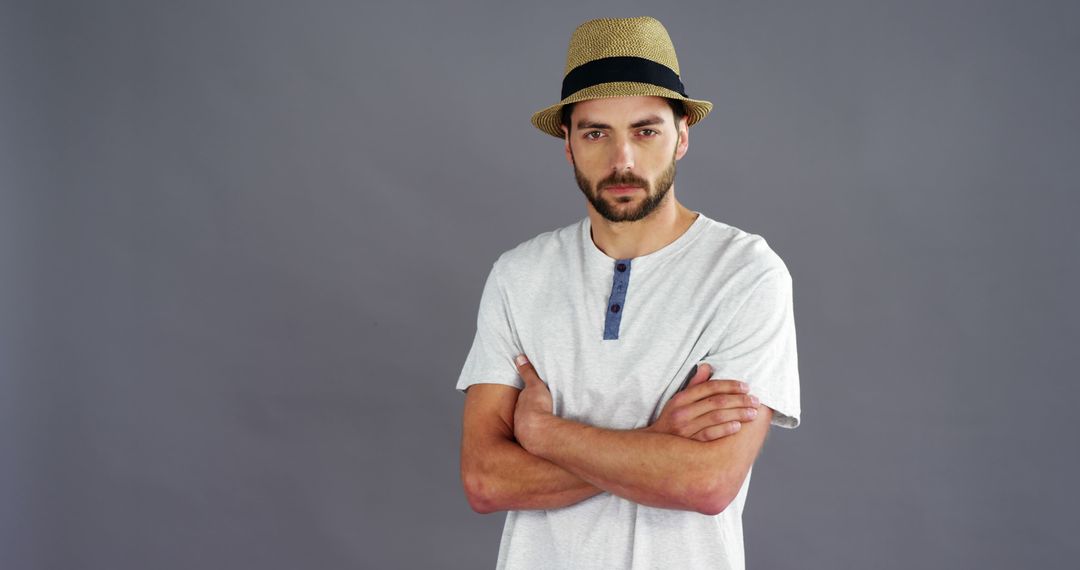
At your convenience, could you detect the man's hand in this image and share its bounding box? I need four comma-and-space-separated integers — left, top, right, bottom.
512, 354, 553, 454
645, 363, 761, 441
506, 356, 770, 513
512, 355, 759, 448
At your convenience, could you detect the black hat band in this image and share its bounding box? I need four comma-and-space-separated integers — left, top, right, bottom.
560, 56, 688, 100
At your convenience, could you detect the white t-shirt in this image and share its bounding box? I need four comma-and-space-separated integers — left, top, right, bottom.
456, 211, 801, 570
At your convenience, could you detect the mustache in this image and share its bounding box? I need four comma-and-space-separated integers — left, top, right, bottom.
598, 172, 650, 190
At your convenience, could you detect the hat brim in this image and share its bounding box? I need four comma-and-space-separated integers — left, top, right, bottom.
530, 81, 713, 139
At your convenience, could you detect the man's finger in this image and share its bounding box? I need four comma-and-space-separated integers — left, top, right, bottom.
686, 362, 712, 389
690, 406, 758, 434
688, 378, 750, 400
514, 354, 541, 385
691, 421, 742, 442
678, 392, 759, 426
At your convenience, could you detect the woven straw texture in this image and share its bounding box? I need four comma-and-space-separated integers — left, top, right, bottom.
563, 17, 680, 75
531, 16, 713, 138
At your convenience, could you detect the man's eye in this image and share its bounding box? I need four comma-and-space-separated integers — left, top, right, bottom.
584, 131, 604, 140
639, 129, 658, 136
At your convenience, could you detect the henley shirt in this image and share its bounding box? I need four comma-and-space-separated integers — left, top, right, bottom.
457, 211, 801, 569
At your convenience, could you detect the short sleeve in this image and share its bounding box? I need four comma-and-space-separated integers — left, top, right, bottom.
455, 260, 525, 393
697, 266, 801, 428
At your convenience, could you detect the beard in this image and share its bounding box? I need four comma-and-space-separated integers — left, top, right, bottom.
572, 148, 677, 223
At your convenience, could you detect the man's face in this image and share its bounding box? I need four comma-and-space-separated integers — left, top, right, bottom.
562, 96, 689, 223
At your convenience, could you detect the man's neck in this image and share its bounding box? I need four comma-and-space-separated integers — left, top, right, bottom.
587, 197, 699, 260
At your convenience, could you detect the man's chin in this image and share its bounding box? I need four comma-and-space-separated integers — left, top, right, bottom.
594, 202, 648, 222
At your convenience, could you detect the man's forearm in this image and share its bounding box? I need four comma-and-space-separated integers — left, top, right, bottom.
468, 435, 604, 513
527, 415, 718, 513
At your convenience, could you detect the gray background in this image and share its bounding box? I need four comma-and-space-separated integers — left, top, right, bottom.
3, 0, 1078, 568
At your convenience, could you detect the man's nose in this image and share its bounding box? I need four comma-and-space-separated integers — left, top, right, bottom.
610, 137, 635, 173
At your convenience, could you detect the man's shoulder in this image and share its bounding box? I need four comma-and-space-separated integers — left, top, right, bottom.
696, 214, 791, 278
491, 218, 584, 276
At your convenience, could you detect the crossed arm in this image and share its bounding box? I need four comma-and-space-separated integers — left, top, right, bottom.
460, 358, 772, 515
460, 384, 605, 513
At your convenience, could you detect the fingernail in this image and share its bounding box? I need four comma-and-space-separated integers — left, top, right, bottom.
741, 382, 750, 392
514, 354, 529, 366
750, 395, 760, 406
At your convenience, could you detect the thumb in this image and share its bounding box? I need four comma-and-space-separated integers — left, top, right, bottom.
688, 362, 713, 388
514, 354, 540, 385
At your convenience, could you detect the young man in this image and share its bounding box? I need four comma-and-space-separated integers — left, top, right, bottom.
456, 17, 801, 570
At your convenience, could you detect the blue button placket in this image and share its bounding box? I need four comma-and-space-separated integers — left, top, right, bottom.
603, 258, 632, 340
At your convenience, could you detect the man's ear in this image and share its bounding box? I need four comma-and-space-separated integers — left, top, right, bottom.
562, 125, 574, 165
674, 116, 690, 160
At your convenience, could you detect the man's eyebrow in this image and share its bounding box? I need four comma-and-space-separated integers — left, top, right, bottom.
629, 115, 666, 128
576, 119, 611, 130
575, 115, 667, 130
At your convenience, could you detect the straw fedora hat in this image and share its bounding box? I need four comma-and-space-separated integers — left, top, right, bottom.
530, 16, 713, 138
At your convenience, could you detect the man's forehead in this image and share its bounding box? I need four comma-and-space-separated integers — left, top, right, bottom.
570, 96, 678, 127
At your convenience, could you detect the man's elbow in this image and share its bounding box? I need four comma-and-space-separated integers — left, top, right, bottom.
690, 477, 738, 516
462, 470, 502, 515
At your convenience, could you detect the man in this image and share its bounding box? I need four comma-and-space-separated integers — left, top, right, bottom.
456, 16, 800, 570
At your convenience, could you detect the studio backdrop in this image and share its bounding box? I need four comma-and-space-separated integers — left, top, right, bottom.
2, 0, 1078, 568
